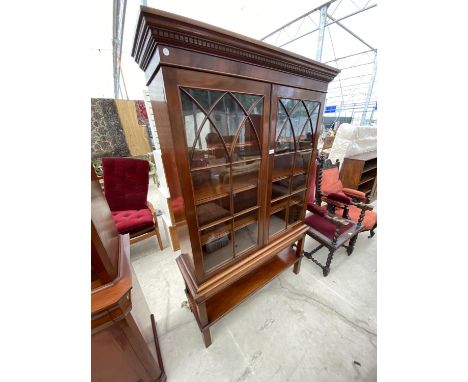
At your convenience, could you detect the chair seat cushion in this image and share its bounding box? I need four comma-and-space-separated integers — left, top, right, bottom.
334, 205, 377, 231
305, 212, 354, 240
111, 208, 154, 234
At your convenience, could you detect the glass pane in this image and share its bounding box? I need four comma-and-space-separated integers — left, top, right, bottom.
273, 153, 293, 181
201, 220, 233, 272
276, 101, 288, 139
275, 121, 295, 153
196, 197, 230, 227
288, 193, 305, 225
295, 151, 311, 174
232, 160, 259, 192
297, 120, 314, 150
289, 101, 309, 140
181, 92, 229, 169
269, 200, 288, 237
191, 121, 229, 168
291, 173, 307, 192
234, 188, 257, 213
192, 165, 230, 203
184, 88, 225, 111
290, 190, 306, 206
232, 119, 261, 162
300, 102, 320, 150
231, 93, 262, 113
234, 211, 258, 255
212, 93, 245, 147
304, 100, 320, 115
271, 178, 290, 201
280, 98, 299, 114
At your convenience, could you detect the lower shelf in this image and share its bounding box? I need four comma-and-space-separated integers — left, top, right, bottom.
205, 246, 299, 326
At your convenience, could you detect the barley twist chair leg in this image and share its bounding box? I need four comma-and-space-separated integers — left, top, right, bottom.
368, 224, 377, 238
323, 250, 335, 277
347, 235, 358, 256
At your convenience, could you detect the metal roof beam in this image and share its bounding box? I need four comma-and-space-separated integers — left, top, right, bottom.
112, 0, 127, 99
276, 3, 377, 48
323, 49, 374, 64
261, 0, 337, 41
326, 13, 375, 51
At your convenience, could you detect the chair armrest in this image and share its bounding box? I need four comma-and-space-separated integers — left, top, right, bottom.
308, 203, 347, 227
321, 194, 346, 210
327, 192, 352, 204
323, 213, 348, 227
146, 201, 155, 215
351, 201, 374, 211
342, 188, 367, 201
307, 203, 327, 216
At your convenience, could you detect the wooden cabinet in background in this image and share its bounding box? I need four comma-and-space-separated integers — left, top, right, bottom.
91, 168, 166, 382
132, 6, 339, 347
340, 150, 377, 202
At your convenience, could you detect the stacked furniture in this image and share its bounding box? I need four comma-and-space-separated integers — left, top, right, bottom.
91, 168, 165, 382
327, 123, 377, 166
339, 150, 377, 202
132, 6, 339, 347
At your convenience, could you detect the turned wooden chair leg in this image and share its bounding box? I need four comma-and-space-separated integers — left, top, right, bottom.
347, 235, 358, 256
323, 250, 335, 277
155, 229, 163, 251
152, 213, 164, 250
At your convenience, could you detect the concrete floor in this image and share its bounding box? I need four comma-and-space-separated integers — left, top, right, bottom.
131, 197, 377, 382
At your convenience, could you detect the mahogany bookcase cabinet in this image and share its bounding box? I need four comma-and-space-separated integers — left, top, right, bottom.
132, 6, 339, 347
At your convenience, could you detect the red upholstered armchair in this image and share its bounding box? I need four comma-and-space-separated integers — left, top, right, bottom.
313, 156, 377, 238
303, 202, 362, 276
102, 157, 163, 250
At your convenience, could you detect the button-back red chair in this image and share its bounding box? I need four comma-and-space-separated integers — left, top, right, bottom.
315, 156, 377, 238
102, 157, 163, 250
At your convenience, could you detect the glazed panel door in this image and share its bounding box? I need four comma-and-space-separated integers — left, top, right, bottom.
165, 68, 271, 277
265, 85, 325, 242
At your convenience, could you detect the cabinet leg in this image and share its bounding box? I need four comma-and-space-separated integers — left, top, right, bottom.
293, 258, 302, 274
202, 328, 212, 348
197, 301, 212, 347
293, 237, 304, 274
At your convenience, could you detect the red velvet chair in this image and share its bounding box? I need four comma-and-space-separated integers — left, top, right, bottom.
102, 157, 163, 250
303, 202, 363, 277
315, 156, 377, 238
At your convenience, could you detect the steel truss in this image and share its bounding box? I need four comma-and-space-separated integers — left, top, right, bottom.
262, 0, 378, 125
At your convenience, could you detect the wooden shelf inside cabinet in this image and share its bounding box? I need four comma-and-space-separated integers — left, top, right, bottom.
200, 212, 257, 245
359, 174, 376, 186
205, 247, 300, 325
340, 150, 377, 202
270, 199, 289, 213
194, 177, 258, 204
133, 6, 338, 348
362, 164, 377, 173
272, 168, 307, 182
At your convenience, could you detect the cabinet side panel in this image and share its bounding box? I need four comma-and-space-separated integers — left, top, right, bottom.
340, 159, 361, 189
147, 69, 195, 270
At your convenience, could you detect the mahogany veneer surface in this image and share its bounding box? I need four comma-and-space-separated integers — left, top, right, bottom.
205, 247, 299, 325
